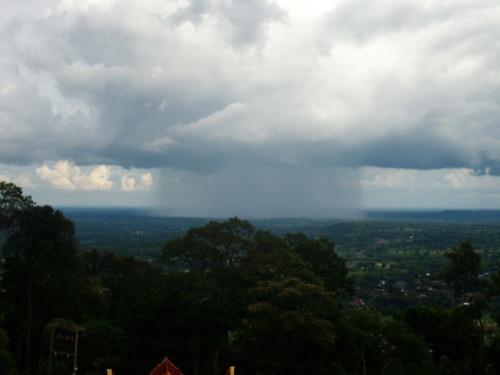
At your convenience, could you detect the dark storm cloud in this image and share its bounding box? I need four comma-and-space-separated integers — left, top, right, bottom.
1, 0, 500, 178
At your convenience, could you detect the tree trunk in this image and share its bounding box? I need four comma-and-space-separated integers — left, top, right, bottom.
380, 358, 394, 375
26, 278, 33, 375
193, 347, 200, 375
212, 346, 219, 375
478, 314, 485, 375
48, 327, 55, 375
361, 348, 367, 375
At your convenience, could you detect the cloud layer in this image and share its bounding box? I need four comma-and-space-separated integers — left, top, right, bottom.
1, 160, 154, 193
2, 0, 500, 175
2, 0, 500, 213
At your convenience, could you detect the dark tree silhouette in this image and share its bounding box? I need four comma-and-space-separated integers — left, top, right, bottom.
442, 241, 482, 297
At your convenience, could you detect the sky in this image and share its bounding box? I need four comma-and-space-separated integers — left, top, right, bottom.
1, 0, 500, 216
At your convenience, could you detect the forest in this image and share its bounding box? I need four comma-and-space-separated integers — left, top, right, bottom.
2, 181, 500, 375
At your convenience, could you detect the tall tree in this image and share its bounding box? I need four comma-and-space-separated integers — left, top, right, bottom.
0, 181, 34, 231
442, 241, 482, 297
237, 277, 341, 375
163, 217, 254, 274
161, 218, 255, 375
286, 233, 352, 294
0, 328, 15, 375
2, 205, 78, 374
243, 230, 319, 285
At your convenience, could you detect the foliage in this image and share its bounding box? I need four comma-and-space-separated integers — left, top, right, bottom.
286, 233, 353, 294
238, 278, 340, 374
0, 181, 34, 231
3, 184, 500, 374
2, 204, 79, 373
162, 217, 254, 273
442, 241, 482, 297
339, 309, 435, 375
0, 328, 15, 375
79, 318, 127, 371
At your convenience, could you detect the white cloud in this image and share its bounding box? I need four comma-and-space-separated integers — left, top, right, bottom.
16, 175, 35, 189
360, 166, 500, 209
36, 160, 113, 190
140, 172, 153, 189
36, 162, 77, 190
362, 167, 500, 193
2, 160, 154, 194
444, 168, 498, 190
121, 171, 153, 191
82, 165, 114, 190
121, 175, 136, 191
361, 168, 418, 190
0, 171, 34, 189
445, 168, 475, 189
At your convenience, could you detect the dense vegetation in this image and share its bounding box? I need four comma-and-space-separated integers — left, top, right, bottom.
64, 209, 500, 258
3, 182, 500, 375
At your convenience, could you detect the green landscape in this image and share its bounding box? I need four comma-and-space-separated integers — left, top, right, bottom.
3, 182, 500, 375
4, 0, 500, 374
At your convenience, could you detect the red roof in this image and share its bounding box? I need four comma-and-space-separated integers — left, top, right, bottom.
149, 358, 183, 375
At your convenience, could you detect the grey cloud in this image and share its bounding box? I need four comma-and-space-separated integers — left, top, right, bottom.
156, 165, 361, 218
171, 0, 286, 46
1, 0, 500, 181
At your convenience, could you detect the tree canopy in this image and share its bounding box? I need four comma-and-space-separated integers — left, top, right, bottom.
2, 183, 500, 375
0, 181, 34, 231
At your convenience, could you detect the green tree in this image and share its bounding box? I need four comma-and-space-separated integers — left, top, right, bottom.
237, 277, 341, 375
0, 327, 14, 375
402, 305, 483, 375
286, 233, 352, 294
162, 217, 254, 274
378, 320, 435, 375
0, 181, 34, 231
442, 241, 482, 297
78, 318, 126, 373
243, 230, 319, 285
160, 219, 356, 374
342, 310, 436, 375
78, 251, 165, 375
161, 218, 255, 375
2, 205, 79, 374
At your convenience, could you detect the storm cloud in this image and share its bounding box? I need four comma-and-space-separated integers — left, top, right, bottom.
1, 0, 500, 213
